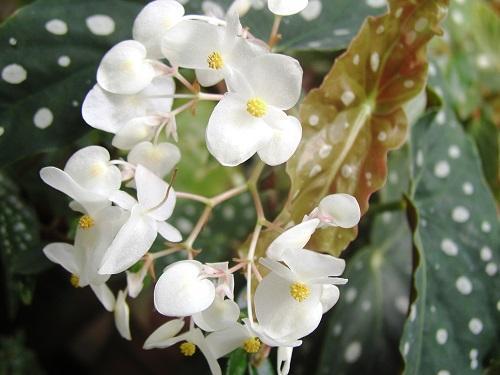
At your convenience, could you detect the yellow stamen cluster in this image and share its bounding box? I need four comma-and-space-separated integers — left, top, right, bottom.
78, 215, 95, 229
243, 337, 261, 353
180, 341, 196, 356
290, 282, 310, 302
207, 51, 224, 70
70, 274, 80, 288
246, 97, 267, 118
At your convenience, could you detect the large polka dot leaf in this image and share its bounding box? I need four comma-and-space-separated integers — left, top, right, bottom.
0, 0, 142, 166
264, 0, 449, 257
183, 0, 386, 52
399, 107, 500, 374
317, 147, 413, 374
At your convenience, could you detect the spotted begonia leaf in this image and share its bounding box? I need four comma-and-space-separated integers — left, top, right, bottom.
316, 147, 412, 374
183, 0, 386, 52
400, 109, 500, 374
277, 0, 449, 257
0, 0, 142, 166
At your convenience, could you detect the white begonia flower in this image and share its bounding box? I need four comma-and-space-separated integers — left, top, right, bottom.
133, 0, 185, 59
99, 165, 181, 274
254, 249, 346, 343
266, 219, 320, 261
40, 146, 122, 215
114, 290, 132, 340
206, 53, 303, 166
144, 326, 222, 375
43, 206, 128, 311
309, 193, 361, 229
162, 11, 266, 87
97, 40, 161, 95
268, 0, 308, 16
82, 75, 174, 135
154, 260, 216, 317
206, 321, 264, 358
192, 295, 240, 332
127, 141, 181, 178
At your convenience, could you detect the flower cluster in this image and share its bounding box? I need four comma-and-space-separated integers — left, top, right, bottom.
40, 0, 361, 374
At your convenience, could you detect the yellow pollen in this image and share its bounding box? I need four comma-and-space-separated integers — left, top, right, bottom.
207, 51, 224, 70
246, 98, 267, 117
290, 282, 310, 302
78, 215, 95, 229
243, 337, 261, 353
70, 274, 80, 288
180, 342, 196, 356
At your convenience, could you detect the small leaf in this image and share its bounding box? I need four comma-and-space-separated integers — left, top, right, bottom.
0, 0, 142, 166
183, 0, 385, 52
226, 348, 248, 375
279, 0, 449, 256
400, 109, 500, 374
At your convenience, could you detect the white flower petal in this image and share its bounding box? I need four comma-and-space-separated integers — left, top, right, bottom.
114, 290, 132, 340
134, 165, 169, 210
97, 40, 156, 94
133, 0, 185, 59
282, 249, 345, 279
195, 69, 225, 87
109, 190, 137, 210
266, 219, 319, 261
243, 53, 302, 109
154, 260, 216, 317
188, 329, 222, 375
319, 284, 340, 313
205, 323, 250, 358
43, 243, 79, 275
277, 346, 294, 375
206, 94, 273, 166
162, 20, 224, 69
99, 207, 158, 274
258, 112, 302, 166
268, 0, 308, 15
157, 221, 182, 242
64, 146, 121, 197
254, 272, 323, 342
192, 296, 240, 331
126, 268, 148, 299
90, 283, 116, 312
40, 167, 109, 215
244, 320, 302, 348
318, 194, 361, 228
83, 76, 174, 133
128, 141, 180, 178
112, 117, 160, 150
143, 319, 185, 349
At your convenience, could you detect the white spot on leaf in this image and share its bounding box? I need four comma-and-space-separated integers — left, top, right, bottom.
468, 318, 483, 335
486, 263, 498, 276
462, 182, 474, 195
57, 56, 71, 67
448, 145, 460, 159
481, 221, 491, 233
370, 52, 380, 72
86, 15, 115, 36
33, 108, 53, 129
436, 329, 448, 344
300, 0, 322, 21
2, 64, 27, 84
451, 206, 470, 223
440, 239, 458, 256
455, 276, 472, 295
45, 19, 68, 35
309, 114, 319, 126
434, 161, 450, 178
480, 246, 492, 261
344, 341, 362, 363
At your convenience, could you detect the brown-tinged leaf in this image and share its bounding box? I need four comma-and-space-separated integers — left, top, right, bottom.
274, 0, 449, 256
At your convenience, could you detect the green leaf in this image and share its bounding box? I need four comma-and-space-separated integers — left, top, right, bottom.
316, 146, 412, 375
466, 111, 499, 200
272, 0, 449, 257
0, 172, 46, 319
0, 332, 44, 375
0, 0, 142, 166
226, 348, 248, 375
183, 0, 385, 52
400, 109, 500, 374
175, 100, 244, 196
